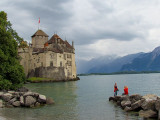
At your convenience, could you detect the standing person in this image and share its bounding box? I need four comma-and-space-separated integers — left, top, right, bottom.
122, 86, 129, 95
114, 83, 119, 96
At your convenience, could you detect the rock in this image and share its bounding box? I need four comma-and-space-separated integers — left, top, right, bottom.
17, 87, 29, 92
20, 96, 24, 105
142, 94, 158, 102
35, 102, 40, 107
0, 92, 4, 98
141, 100, 156, 111
124, 106, 132, 112
8, 97, 17, 104
24, 92, 39, 98
38, 95, 46, 103
155, 97, 160, 111
121, 100, 131, 108
120, 95, 130, 102
46, 97, 54, 105
5, 103, 13, 108
12, 101, 21, 107
109, 97, 115, 101
117, 101, 121, 106
131, 99, 144, 110
25, 96, 36, 107
114, 96, 122, 102
2, 93, 13, 102
139, 110, 157, 118
8, 91, 15, 94
129, 94, 142, 103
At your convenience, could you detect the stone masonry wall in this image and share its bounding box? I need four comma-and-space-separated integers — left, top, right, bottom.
28, 66, 66, 80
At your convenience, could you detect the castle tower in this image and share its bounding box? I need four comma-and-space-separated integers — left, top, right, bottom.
31, 29, 49, 48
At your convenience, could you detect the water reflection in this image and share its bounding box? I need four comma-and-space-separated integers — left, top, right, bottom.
0, 82, 78, 120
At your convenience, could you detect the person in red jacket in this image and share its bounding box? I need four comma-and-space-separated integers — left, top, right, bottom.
123, 86, 129, 95
114, 83, 119, 96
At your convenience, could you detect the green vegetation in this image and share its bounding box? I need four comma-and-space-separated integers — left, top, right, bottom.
27, 77, 53, 82
0, 11, 26, 90
78, 71, 160, 76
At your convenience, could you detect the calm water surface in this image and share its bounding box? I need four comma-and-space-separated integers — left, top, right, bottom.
1, 73, 160, 120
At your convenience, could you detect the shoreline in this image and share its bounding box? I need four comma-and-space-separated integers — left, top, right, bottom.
27, 77, 80, 83
78, 71, 160, 76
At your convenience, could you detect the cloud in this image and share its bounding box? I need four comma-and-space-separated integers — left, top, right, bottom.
1, 0, 160, 60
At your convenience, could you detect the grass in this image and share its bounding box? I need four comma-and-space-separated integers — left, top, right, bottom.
27, 77, 53, 82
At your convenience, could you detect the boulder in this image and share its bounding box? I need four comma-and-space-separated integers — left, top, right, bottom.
38, 95, 46, 103
35, 102, 40, 107
5, 103, 13, 108
109, 97, 115, 101
129, 94, 142, 103
131, 99, 144, 110
2, 93, 13, 102
12, 101, 21, 107
20, 96, 24, 105
117, 101, 121, 106
23, 92, 39, 98
121, 100, 131, 108
139, 110, 157, 118
8, 97, 17, 104
46, 97, 54, 105
25, 96, 36, 107
0, 92, 4, 98
124, 106, 132, 112
120, 95, 130, 102
114, 96, 122, 102
142, 94, 158, 102
141, 100, 156, 111
155, 97, 160, 111
8, 91, 15, 94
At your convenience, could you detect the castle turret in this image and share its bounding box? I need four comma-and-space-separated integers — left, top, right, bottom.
31, 29, 49, 48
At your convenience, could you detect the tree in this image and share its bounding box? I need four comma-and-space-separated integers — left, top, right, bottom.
0, 11, 26, 90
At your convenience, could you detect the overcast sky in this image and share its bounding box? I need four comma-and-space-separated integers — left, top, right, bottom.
1, 0, 160, 61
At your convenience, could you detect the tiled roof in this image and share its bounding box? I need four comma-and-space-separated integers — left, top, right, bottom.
46, 34, 73, 49
31, 29, 49, 37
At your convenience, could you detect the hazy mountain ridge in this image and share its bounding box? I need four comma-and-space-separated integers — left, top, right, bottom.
77, 46, 160, 74
121, 46, 160, 71
87, 52, 144, 73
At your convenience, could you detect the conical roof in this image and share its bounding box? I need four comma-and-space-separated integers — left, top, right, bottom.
31, 29, 49, 37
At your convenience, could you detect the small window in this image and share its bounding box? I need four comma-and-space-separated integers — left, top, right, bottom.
60, 61, 62, 67
41, 62, 43, 67
50, 61, 53, 66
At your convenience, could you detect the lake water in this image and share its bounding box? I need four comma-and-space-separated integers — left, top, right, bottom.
0, 73, 160, 120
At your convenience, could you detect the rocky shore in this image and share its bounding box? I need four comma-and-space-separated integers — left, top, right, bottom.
0, 87, 54, 108
109, 94, 160, 119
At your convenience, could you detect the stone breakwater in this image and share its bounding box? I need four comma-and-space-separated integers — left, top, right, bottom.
0, 87, 54, 108
109, 94, 160, 119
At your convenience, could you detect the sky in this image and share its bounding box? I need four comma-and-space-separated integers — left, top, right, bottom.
1, 0, 160, 61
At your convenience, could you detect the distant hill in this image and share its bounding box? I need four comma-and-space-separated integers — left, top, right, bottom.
121, 46, 160, 71
76, 55, 117, 74
87, 52, 143, 73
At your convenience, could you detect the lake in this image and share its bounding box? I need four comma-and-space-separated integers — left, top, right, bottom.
0, 73, 160, 120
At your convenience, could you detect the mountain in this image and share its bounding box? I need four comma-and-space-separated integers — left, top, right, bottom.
121, 46, 160, 71
87, 52, 144, 73
76, 55, 117, 74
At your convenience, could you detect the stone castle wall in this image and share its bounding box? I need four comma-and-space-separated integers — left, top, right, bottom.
28, 66, 66, 80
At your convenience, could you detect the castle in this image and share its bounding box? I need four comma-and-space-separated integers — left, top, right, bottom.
18, 29, 77, 81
